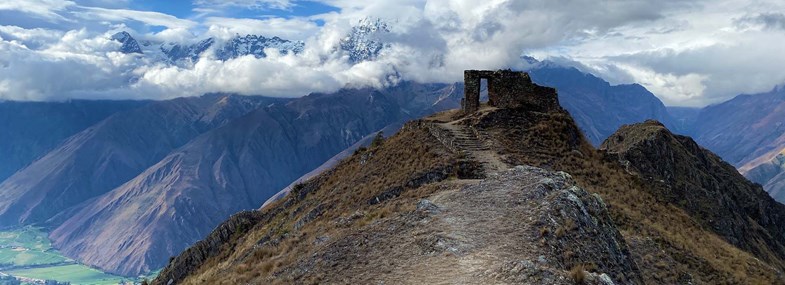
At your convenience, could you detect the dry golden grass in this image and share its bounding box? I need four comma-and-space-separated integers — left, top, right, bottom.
165, 107, 782, 285
179, 121, 464, 284
569, 264, 588, 284
477, 109, 781, 284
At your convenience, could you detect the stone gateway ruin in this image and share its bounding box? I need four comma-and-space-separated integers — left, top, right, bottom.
462, 69, 560, 113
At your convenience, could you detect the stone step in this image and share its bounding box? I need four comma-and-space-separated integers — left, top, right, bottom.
455, 145, 486, 149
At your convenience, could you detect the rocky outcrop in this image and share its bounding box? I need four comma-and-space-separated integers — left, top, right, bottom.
601, 120, 785, 270
154, 211, 267, 285
156, 163, 643, 284
291, 166, 641, 284
111, 31, 143, 54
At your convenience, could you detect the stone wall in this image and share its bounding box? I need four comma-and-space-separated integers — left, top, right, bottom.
463, 69, 560, 113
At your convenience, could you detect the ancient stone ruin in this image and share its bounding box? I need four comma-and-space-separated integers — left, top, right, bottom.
462, 69, 560, 113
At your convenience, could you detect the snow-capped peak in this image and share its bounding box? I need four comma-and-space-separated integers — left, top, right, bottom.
340, 17, 391, 63
111, 31, 143, 54
111, 31, 304, 64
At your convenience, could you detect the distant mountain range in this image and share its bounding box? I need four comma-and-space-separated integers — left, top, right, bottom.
526, 60, 678, 145
676, 86, 785, 203
110, 17, 388, 65
2, 58, 784, 277
112, 32, 305, 64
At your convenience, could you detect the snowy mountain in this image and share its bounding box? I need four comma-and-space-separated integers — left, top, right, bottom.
159, 38, 216, 63
111, 31, 304, 64
215, 35, 304, 60
110, 31, 143, 54
114, 19, 388, 65
339, 18, 390, 63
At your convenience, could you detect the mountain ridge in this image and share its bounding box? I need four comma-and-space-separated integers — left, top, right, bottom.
154, 77, 785, 284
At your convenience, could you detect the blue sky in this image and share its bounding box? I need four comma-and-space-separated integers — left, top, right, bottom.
129, 0, 338, 21
1, 0, 785, 106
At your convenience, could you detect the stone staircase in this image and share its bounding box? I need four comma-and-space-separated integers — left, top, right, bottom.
441, 123, 489, 152
436, 122, 508, 174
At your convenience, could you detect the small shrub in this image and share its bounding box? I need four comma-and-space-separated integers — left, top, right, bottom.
370, 132, 385, 148
570, 264, 588, 284
540, 227, 550, 237
555, 227, 566, 238
261, 261, 274, 274
292, 183, 305, 193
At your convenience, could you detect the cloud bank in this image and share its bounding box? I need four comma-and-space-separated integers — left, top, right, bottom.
0, 0, 784, 106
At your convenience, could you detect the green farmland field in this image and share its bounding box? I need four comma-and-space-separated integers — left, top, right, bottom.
0, 227, 138, 285
6, 264, 126, 285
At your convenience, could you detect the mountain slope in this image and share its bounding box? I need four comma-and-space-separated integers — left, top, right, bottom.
154, 79, 783, 284
48, 83, 463, 276
682, 86, 785, 204
602, 120, 785, 270
528, 64, 677, 145
154, 116, 642, 285
0, 100, 146, 183
667, 106, 701, 133
689, 86, 785, 167
0, 94, 286, 227
741, 148, 785, 202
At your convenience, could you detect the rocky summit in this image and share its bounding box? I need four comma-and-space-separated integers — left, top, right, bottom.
154, 71, 785, 284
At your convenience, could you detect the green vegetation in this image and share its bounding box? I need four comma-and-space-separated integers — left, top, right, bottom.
0, 227, 146, 285
370, 131, 385, 148
0, 248, 66, 266
0, 227, 52, 250
0, 227, 66, 268
6, 264, 124, 285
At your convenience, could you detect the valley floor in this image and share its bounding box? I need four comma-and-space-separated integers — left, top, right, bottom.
0, 227, 151, 285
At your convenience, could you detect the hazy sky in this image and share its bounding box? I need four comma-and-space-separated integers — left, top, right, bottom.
1, 0, 784, 106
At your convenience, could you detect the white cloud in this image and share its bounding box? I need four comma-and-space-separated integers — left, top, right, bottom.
1, 0, 784, 106
532, 0, 785, 106
0, 0, 76, 22
76, 7, 197, 29
203, 17, 319, 41
0, 25, 64, 49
